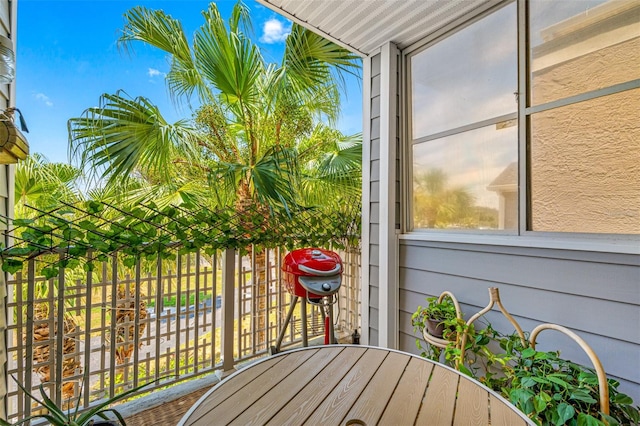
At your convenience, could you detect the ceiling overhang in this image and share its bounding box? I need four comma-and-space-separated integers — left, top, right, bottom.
256, 0, 502, 56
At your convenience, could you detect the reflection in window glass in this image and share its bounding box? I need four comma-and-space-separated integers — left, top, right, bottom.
531, 89, 640, 234
413, 124, 518, 230
529, 0, 640, 105
411, 3, 517, 139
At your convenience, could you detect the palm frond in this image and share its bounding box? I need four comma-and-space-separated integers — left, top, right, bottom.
299, 132, 362, 205
119, 6, 191, 65
251, 147, 298, 211
68, 91, 200, 188
228, 1, 252, 35
282, 24, 361, 96
119, 6, 209, 105
194, 3, 263, 106
15, 154, 83, 216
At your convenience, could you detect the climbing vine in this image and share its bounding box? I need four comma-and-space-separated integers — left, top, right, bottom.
1, 199, 361, 278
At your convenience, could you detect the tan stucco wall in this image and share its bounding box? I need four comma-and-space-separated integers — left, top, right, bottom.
530, 26, 639, 234
532, 37, 640, 105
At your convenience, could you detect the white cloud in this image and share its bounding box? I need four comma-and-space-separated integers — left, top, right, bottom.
260, 19, 290, 44
148, 68, 162, 78
34, 93, 53, 107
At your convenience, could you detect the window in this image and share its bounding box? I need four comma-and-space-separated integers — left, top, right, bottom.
410, 3, 518, 231
527, 0, 640, 234
408, 0, 639, 235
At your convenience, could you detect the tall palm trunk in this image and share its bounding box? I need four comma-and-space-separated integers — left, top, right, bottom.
236, 184, 269, 350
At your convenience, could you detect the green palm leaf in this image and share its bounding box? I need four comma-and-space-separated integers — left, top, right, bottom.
195, 3, 263, 105
69, 91, 199, 187
15, 154, 82, 217
282, 24, 361, 96
119, 6, 210, 103
299, 132, 362, 205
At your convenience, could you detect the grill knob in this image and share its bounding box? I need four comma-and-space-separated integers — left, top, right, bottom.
322, 283, 331, 291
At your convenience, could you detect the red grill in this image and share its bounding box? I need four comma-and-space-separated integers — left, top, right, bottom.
271, 248, 343, 354
282, 248, 342, 299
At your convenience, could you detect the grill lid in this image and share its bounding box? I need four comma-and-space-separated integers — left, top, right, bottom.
282, 248, 342, 277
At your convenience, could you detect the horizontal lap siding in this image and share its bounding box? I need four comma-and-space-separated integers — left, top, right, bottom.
398, 240, 640, 401
368, 53, 381, 345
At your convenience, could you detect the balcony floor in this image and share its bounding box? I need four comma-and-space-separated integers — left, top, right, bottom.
125, 387, 210, 426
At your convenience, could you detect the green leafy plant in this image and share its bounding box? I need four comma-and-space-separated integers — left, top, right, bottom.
0, 199, 361, 279
411, 296, 459, 359
455, 328, 640, 425
1, 376, 163, 426
441, 320, 518, 392
411, 299, 640, 426
501, 346, 640, 426
415, 296, 457, 337
426, 296, 457, 321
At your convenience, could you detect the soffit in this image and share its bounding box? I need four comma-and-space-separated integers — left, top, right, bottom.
256, 0, 500, 56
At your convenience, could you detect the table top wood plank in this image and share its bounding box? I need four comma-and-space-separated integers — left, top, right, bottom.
265, 346, 368, 426
229, 346, 345, 426
185, 354, 288, 423
453, 375, 489, 426
490, 394, 528, 426
187, 349, 318, 426
179, 346, 536, 426
340, 350, 411, 425
302, 348, 388, 425
416, 363, 460, 425
378, 356, 434, 425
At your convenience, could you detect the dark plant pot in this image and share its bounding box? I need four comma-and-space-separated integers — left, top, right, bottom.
92, 421, 119, 426
426, 317, 445, 338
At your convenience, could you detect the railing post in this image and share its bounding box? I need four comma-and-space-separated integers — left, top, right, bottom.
54, 253, 65, 405
220, 248, 236, 376
24, 261, 35, 419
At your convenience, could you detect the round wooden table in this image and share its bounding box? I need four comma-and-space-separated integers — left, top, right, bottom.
179, 345, 534, 425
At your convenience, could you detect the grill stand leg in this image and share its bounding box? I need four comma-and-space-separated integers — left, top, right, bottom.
301, 297, 308, 347
323, 297, 336, 344
271, 296, 298, 355
328, 299, 336, 344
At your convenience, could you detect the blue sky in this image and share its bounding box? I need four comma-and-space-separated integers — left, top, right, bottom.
16, 0, 363, 164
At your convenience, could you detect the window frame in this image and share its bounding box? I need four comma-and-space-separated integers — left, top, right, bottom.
405, 1, 519, 235
402, 0, 640, 252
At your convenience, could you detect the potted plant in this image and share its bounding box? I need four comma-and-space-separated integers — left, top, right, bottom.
415, 296, 458, 339
1, 376, 162, 426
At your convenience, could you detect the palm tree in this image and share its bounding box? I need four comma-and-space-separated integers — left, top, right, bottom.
69, 2, 360, 209
68, 1, 361, 349
14, 153, 82, 219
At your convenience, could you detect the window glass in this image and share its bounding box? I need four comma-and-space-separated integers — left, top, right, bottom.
413, 124, 518, 230
530, 89, 640, 234
529, 0, 640, 106
410, 4, 517, 139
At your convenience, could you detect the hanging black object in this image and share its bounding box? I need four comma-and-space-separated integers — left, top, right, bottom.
8, 107, 29, 132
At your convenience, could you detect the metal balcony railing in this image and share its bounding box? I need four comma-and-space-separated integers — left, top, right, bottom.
4, 244, 361, 422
